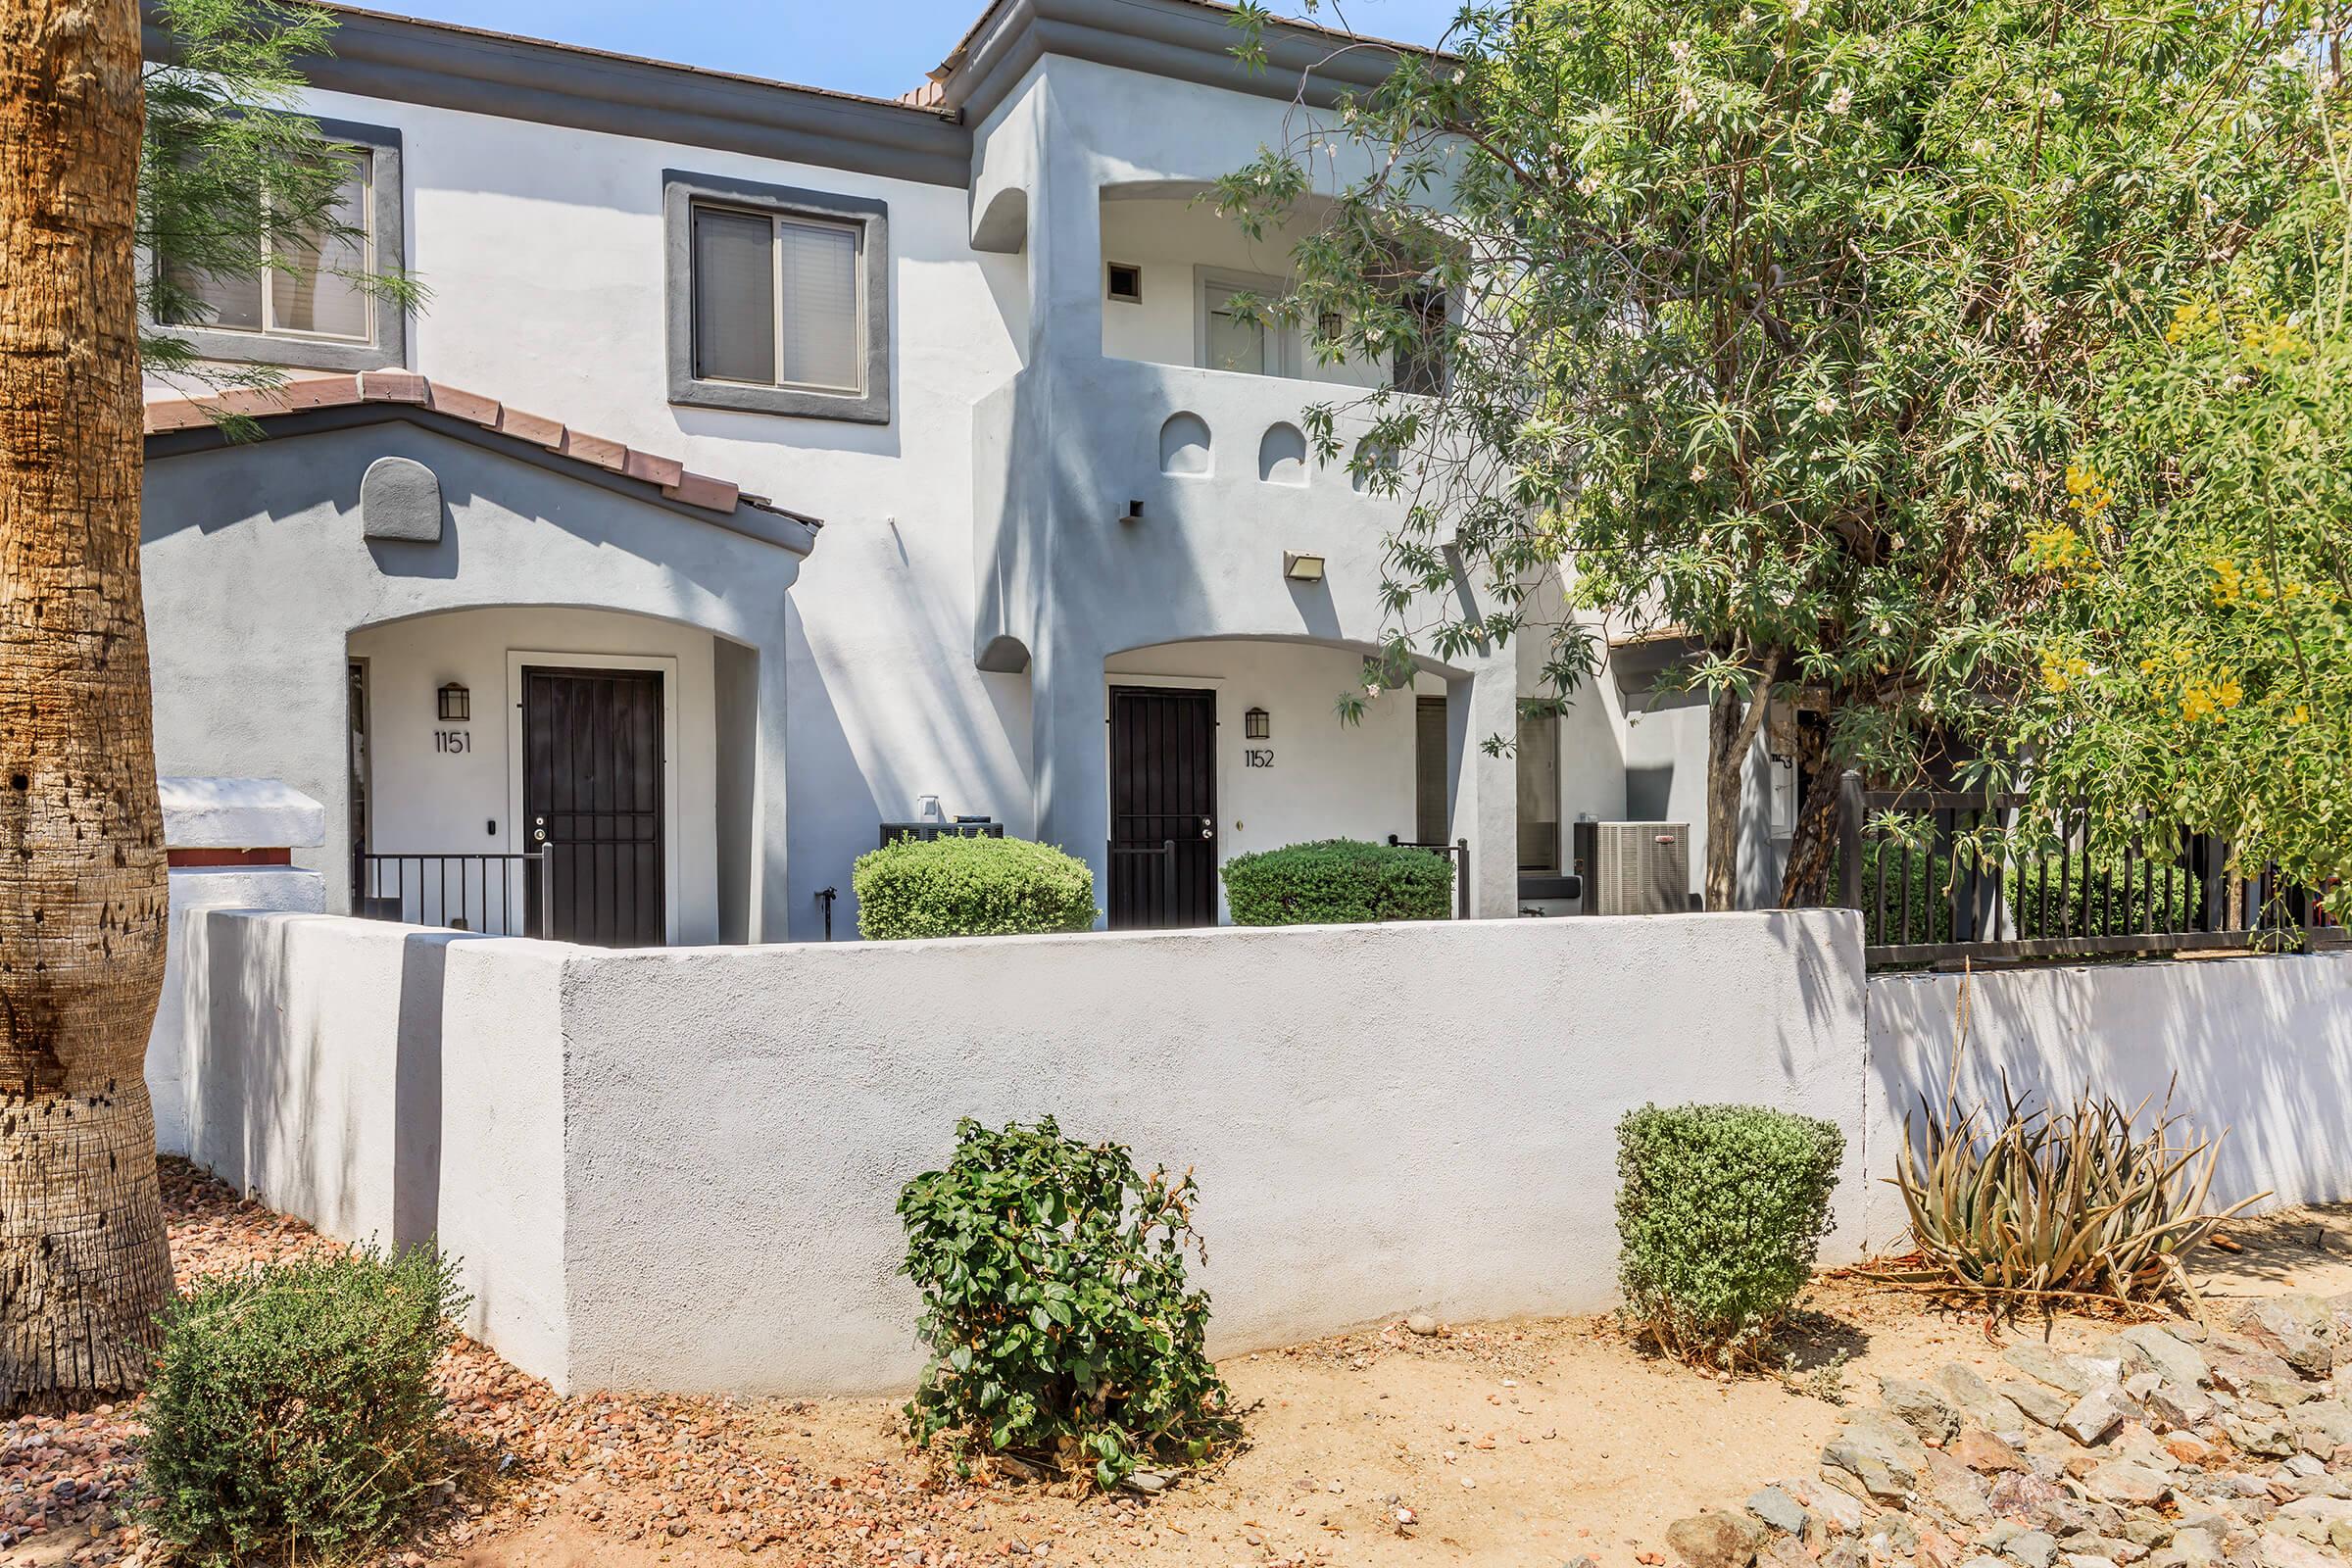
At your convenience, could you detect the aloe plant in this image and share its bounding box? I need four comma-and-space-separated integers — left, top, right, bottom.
1885, 1066, 2261, 1312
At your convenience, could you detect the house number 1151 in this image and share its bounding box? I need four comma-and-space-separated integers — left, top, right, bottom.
434, 729, 471, 754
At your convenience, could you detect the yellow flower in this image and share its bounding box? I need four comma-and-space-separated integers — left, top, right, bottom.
2292, 704, 2312, 725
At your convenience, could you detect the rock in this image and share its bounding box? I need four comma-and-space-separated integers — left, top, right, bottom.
1824, 1409, 1929, 1504
1955, 1429, 2030, 1474
2083, 1460, 2175, 1506
2289, 1399, 2352, 1454
2063, 1386, 2136, 1446
2147, 1383, 2219, 1431
2258, 1531, 2336, 1568
1961, 1556, 2011, 1568
2274, 1496, 2352, 1551
1758, 1540, 1814, 1568
2006, 1381, 2074, 1428
1883, 1378, 1967, 1445
2211, 1341, 2302, 1396
2109, 1425, 2182, 1472
2247, 1375, 2322, 1410
1986, 1471, 2069, 1521
2005, 1531, 2060, 1568
1923, 1448, 1994, 1524
1668, 1511, 1767, 1568
1809, 1481, 1864, 1535
2121, 1326, 2213, 1391
2164, 1431, 2218, 1466
1941, 1365, 2035, 1446
1124, 1469, 1170, 1494
2123, 1372, 2166, 1403
2060, 1553, 2118, 1568
2166, 1526, 2225, 1568
2121, 1519, 2174, 1549
2007, 1344, 2103, 1396
1746, 1488, 1809, 1537
2228, 1409, 2299, 1459
1405, 1313, 1443, 1336
2236, 1301, 2333, 1381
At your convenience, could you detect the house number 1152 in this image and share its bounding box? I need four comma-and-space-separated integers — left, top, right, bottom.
1244, 748, 1274, 768
434, 729, 471, 754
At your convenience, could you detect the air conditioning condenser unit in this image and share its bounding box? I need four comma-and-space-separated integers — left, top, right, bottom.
1574, 820, 1691, 915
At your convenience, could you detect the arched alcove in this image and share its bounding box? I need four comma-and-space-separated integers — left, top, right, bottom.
1158, 412, 1211, 477
1257, 423, 1308, 487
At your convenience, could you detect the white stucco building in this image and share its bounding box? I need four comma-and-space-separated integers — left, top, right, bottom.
138, 0, 1788, 944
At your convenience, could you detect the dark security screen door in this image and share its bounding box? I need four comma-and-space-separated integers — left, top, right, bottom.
523, 666, 665, 947
1107, 685, 1217, 929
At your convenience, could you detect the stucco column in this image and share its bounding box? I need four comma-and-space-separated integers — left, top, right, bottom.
1446, 662, 1520, 918
1023, 92, 1102, 367
1031, 632, 1109, 924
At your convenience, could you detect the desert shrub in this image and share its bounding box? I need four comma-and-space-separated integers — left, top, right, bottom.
1219, 838, 1453, 925
855, 834, 1097, 940
140, 1245, 465, 1565
1615, 1103, 1844, 1365
898, 1117, 1233, 1488
1886, 1071, 2255, 1310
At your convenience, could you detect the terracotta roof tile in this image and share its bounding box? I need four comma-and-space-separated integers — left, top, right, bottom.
142, 374, 793, 523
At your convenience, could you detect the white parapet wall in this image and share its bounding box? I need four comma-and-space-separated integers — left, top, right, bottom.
151, 777, 326, 1153
182, 907, 1869, 1395
1862, 952, 2352, 1247
178, 902, 2352, 1402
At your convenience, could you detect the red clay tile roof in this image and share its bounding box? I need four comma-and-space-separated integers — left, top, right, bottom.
144, 373, 811, 525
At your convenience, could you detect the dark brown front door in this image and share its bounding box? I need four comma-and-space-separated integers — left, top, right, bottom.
1107, 685, 1217, 929
523, 665, 665, 947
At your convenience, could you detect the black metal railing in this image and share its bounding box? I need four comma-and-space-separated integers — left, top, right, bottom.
1832, 771, 2336, 967
353, 848, 551, 938
1387, 835, 1472, 920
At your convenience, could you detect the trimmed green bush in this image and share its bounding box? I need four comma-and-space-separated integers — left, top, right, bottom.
855, 833, 1098, 940
140, 1245, 465, 1565
1615, 1103, 1844, 1366
899, 1117, 1234, 1489
1220, 838, 1453, 925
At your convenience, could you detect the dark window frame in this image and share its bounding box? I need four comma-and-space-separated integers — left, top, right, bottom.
148, 117, 407, 374
663, 170, 891, 424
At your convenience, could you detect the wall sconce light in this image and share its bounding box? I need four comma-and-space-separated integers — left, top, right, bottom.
437, 682, 470, 722
1317, 310, 1344, 343
1245, 707, 1270, 740
1283, 551, 1326, 583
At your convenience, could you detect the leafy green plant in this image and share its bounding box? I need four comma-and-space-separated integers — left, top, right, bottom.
898, 1117, 1234, 1489
1615, 1104, 1844, 1366
854, 834, 1097, 940
1219, 838, 1452, 925
1885, 1066, 2258, 1312
139, 1245, 465, 1565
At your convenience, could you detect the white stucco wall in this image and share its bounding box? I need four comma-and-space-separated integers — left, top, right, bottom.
1863, 953, 2352, 1248
348, 606, 722, 943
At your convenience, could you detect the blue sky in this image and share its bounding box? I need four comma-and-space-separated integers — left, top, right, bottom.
350, 0, 1465, 100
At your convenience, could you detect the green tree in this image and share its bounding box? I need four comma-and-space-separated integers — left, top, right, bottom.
2003, 141, 2352, 920
1218, 0, 2328, 907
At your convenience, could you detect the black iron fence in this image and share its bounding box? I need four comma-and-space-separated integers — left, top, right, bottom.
1833, 772, 2338, 968
353, 849, 551, 938
1386, 835, 1472, 920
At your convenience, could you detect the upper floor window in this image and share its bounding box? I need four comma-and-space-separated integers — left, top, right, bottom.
664, 172, 891, 424
1393, 288, 1448, 396
145, 120, 406, 373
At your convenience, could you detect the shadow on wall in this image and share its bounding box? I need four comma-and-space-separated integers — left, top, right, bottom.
186, 912, 469, 1253
1864, 954, 2352, 1237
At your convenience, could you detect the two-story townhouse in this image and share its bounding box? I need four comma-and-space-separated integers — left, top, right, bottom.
136, 0, 1789, 945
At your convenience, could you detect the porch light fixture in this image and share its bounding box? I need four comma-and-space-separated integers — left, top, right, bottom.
437, 682, 470, 722
1283, 551, 1326, 583
1245, 707, 1270, 740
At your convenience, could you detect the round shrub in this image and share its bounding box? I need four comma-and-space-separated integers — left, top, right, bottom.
139, 1245, 465, 1565
854, 834, 1098, 940
1614, 1103, 1844, 1366
899, 1117, 1234, 1488
1219, 838, 1453, 925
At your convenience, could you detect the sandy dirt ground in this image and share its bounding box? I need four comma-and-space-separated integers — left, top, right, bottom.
445, 1207, 2352, 1568
9, 1168, 2346, 1568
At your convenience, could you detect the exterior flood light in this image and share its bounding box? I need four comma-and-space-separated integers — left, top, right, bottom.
1245, 707, 1270, 740
437, 682, 470, 722
1283, 551, 1326, 582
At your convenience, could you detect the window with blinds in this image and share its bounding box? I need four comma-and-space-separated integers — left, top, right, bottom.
690, 205, 862, 394
157, 152, 373, 343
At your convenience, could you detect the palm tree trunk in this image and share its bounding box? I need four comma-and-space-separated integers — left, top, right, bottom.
0, 0, 174, 1408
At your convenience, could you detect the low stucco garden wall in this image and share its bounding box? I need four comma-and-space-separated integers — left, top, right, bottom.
1861, 950, 2352, 1247
181, 907, 1869, 1395
174, 904, 2351, 1400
